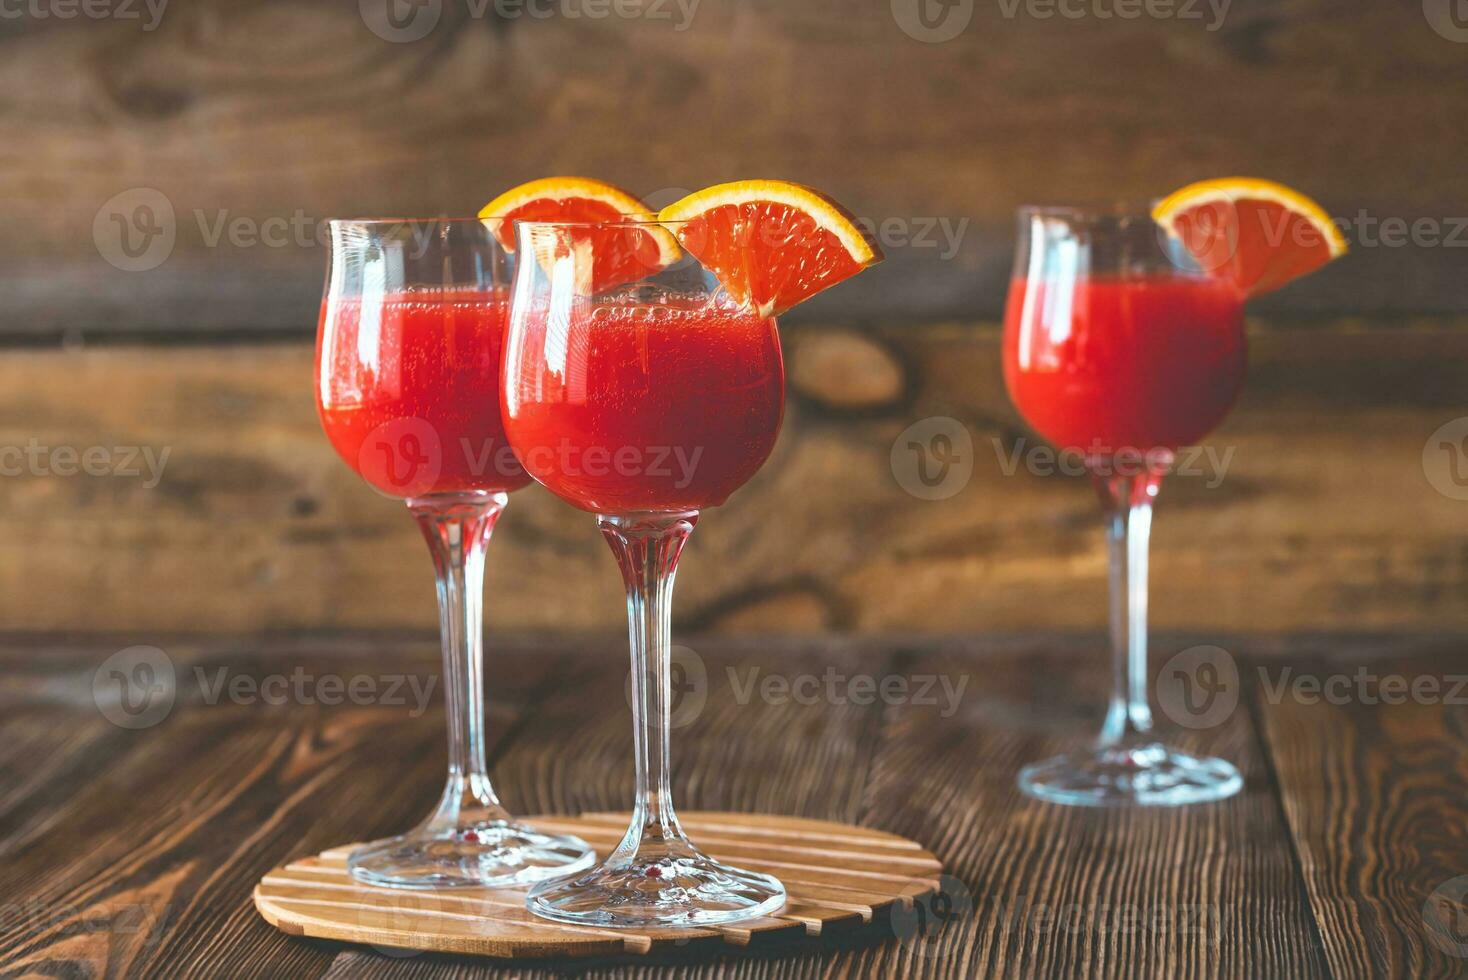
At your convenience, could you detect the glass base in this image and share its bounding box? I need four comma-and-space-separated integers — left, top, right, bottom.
526, 851, 786, 928
348, 820, 595, 890
1018, 742, 1242, 807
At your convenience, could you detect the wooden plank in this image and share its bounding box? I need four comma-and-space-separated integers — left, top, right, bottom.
10, 631, 1462, 977
1, 319, 1466, 635
0, 634, 565, 979
1248, 636, 1468, 979
856, 635, 1330, 978
0, 1, 1463, 337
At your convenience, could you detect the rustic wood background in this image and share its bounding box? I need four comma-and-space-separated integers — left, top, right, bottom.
3, 0, 1465, 334
1, 1, 1465, 633
4, 317, 1467, 634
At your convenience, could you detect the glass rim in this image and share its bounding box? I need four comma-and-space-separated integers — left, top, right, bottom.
1017, 201, 1166, 220
327, 216, 506, 227
325, 217, 691, 230
514, 218, 690, 229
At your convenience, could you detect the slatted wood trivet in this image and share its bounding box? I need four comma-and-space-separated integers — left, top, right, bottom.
253, 811, 944, 959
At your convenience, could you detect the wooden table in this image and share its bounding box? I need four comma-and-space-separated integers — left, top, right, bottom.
2, 632, 1464, 977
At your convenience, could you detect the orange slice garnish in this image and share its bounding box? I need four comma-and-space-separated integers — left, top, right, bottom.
657, 180, 883, 317
1152, 177, 1347, 296
479, 177, 680, 293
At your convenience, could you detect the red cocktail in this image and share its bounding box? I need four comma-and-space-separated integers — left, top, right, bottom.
503, 218, 790, 927
314, 218, 592, 888
503, 297, 784, 513
317, 288, 530, 498
1003, 274, 1245, 462
1002, 205, 1248, 808
506, 185, 882, 930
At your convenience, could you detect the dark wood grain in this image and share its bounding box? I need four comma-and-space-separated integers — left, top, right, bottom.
2, 632, 1463, 977
0, 1, 1462, 338
0, 636, 564, 979
3, 319, 1466, 636
856, 636, 1329, 978
1247, 635, 1468, 979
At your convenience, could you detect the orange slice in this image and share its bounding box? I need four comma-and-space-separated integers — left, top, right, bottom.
479, 177, 680, 293
1152, 177, 1346, 296
657, 180, 883, 317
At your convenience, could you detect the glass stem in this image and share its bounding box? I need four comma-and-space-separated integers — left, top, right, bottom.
598, 511, 699, 863
408, 490, 512, 831
1094, 468, 1165, 748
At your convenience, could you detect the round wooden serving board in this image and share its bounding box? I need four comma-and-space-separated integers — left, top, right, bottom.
254, 811, 944, 959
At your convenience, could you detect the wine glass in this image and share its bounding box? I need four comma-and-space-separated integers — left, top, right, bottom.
315, 218, 595, 886
1002, 205, 1247, 807
501, 219, 787, 926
